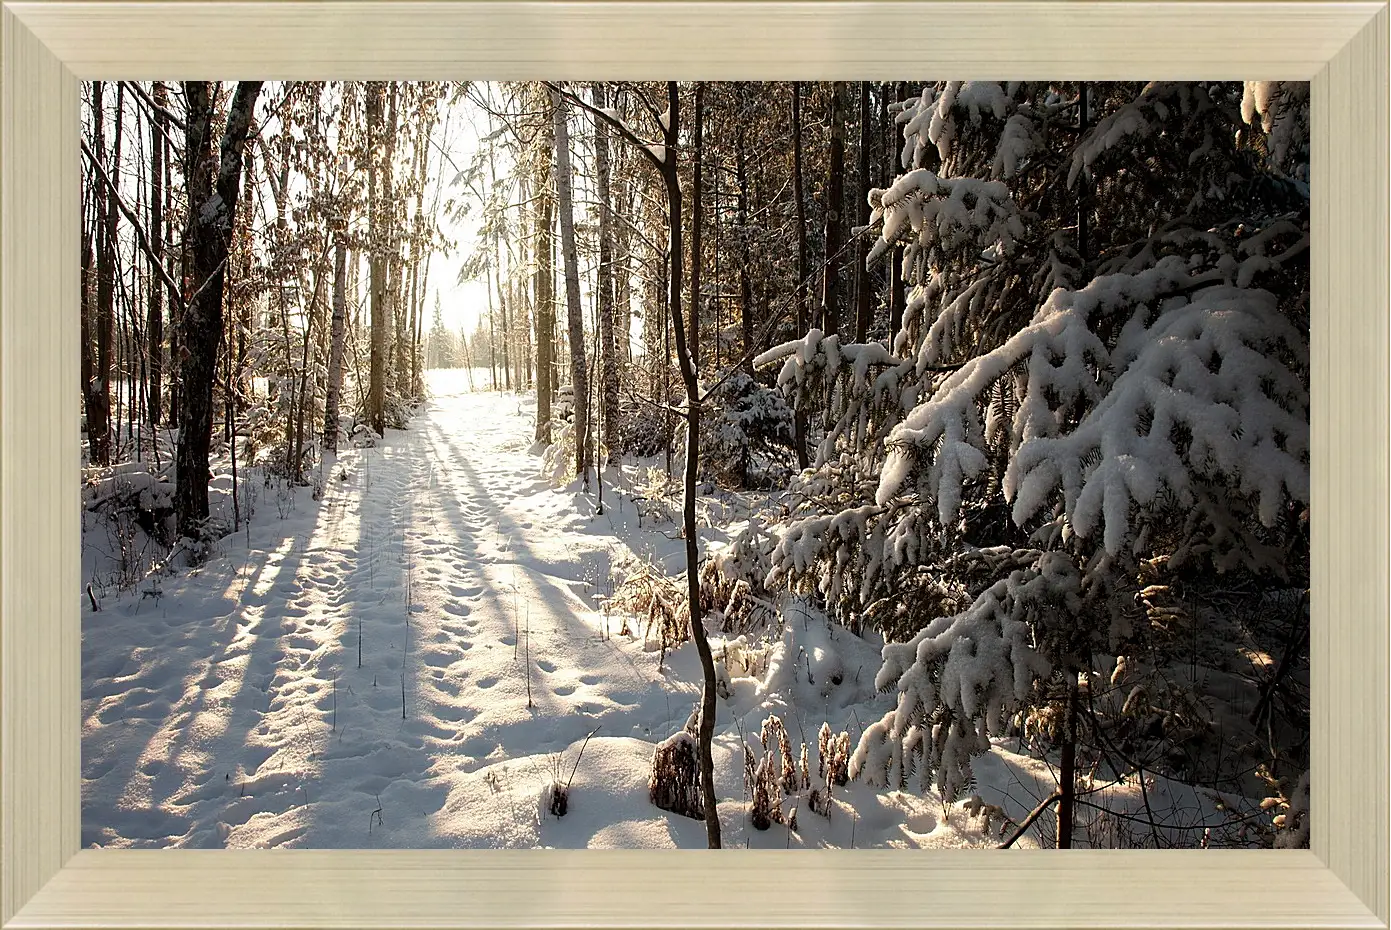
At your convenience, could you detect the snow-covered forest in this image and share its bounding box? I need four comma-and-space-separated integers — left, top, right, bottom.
81, 80, 1311, 849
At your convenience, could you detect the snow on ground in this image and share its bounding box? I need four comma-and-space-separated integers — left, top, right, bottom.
81, 369, 1230, 849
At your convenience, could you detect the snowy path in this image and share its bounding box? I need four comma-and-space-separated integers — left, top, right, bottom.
82, 373, 722, 848
85, 371, 1074, 849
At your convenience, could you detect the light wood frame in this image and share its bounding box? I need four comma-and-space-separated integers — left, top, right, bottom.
2, 2, 1387, 926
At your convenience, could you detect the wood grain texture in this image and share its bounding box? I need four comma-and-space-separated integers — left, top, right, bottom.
6, 850, 1384, 928
0, 2, 1386, 928
1311, 5, 1390, 921
0, 6, 81, 925
4, 2, 1385, 80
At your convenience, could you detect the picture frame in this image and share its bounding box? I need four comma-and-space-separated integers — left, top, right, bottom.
1, 1, 1386, 926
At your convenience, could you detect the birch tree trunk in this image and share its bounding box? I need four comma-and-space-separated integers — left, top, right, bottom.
387, 85, 409, 403
495, 243, 512, 390
408, 94, 432, 397
591, 82, 618, 454
323, 231, 348, 453
551, 87, 591, 477
533, 103, 556, 443
82, 85, 102, 462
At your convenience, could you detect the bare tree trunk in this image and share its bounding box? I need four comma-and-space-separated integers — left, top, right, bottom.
269, 130, 298, 475
409, 103, 430, 397
519, 174, 535, 391
688, 82, 704, 371
612, 155, 634, 370
854, 81, 873, 343
415, 249, 431, 386
386, 85, 409, 404
658, 82, 721, 849
576, 81, 721, 846
147, 81, 166, 426
591, 82, 618, 454
91, 81, 117, 466
552, 87, 591, 477
820, 81, 846, 338
550, 219, 561, 402
175, 80, 263, 541
292, 255, 324, 480
81, 92, 99, 460
533, 104, 555, 443
366, 82, 388, 436
105, 83, 125, 460
1057, 674, 1079, 848
485, 131, 514, 391
888, 82, 907, 344
495, 250, 512, 389
324, 232, 348, 452
407, 243, 421, 395
735, 124, 755, 375
484, 261, 498, 385
166, 92, 181, 428
789, 82, 810, 469
662, 246, 671, 476
459, 327, 476, 390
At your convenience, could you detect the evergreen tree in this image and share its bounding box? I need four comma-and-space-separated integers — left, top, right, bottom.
760, 82, 1310, 826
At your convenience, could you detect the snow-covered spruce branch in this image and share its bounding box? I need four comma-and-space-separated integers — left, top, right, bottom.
867, 169, 1025, 272
764, 503, 886, 607
876, 257, 1309, 554
1241, 82, 1310, 176
849, 553, 1080, 799
755, 330, 917, 469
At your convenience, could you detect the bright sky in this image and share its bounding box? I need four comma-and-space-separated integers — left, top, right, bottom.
424, 92, 490, 341
419, 84, 619, 351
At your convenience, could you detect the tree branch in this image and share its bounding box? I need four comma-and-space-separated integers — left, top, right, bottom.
542, 81, 666, 173
80, 136, 186, 315
998, 789, 1062, 848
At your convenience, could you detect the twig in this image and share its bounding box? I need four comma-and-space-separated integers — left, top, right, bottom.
998, 789, 1063, 849
565, 725, 603, 791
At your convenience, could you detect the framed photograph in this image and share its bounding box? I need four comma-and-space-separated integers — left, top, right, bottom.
2, 1, 1386, 926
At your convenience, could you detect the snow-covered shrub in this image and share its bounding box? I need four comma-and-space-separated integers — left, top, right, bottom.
553, 384, 575, 424
383, 389, 418, 431
962, 795, 1012, 838
748, 715, 801, 830
84, 464, 178, 589
698, 371, 794, 488
746, 716, 850, 828
611, 556, 689, 655
540, 421, 577, 486
614, 400, 668, 458
759, 82, 1309, 810
699, 521, 778, 633
649, 729, 703, 820
818, 721, 851, 788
